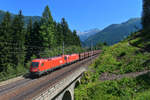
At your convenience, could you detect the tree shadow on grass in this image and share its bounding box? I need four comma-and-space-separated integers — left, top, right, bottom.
135, 72, 150, 92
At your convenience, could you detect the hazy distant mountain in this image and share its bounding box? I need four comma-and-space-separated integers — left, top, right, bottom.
77, 28, 101, 41
83, 18, 142, 47
0, 10, 41, 26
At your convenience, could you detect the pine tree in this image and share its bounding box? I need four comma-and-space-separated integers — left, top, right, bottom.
72, 30, 81, 46
0, 12, 12, 72
60, 18, 81, 46
40, 5, 56, 50
77, 35, 81, 46
11, 10, 25, 68
31, 21, 43, 57
56, 23, 64, 46
25, 18, 33, 62
142, 0, 150, 29
66, 29, 73, 46
61, 18, 70, 46
42, 6, 53, 23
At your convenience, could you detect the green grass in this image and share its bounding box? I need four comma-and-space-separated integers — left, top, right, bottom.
134, 90, 150, 100
92, 41, 150, 76
75, 73, 150, 100
75, 30, 150, 100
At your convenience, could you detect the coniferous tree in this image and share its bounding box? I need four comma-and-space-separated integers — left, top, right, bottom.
61, 18, 70, 46
142, 0, 150, 29
25, 18, 33, 62
66, 29, 73, 46
31, 21, 43, 57
60, 18, 81, 47
40, 5, 56, 50
56, 23, 64, 46
53, 21, 59, 46
0, 12, 12, 72
0, 5, 82, 76
77, 36, 81, 46
72, 30, 81, 46
11, 10, 25, 68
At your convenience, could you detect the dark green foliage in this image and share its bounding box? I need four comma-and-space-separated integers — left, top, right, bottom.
24, 19, 43, 61
61, 18, 70, 46
11, 10, 25, 67
94, 42, 107, 50
40, 6, 56, 49
54, 17, 81, 47
30, 21, 43, 57
0, 12, 12, 72
0, 5, 81, 80
25, 18, 33, 62
104, 42, 107, 46
142, 0, 150, 29
72, 30, 81, 46
55, 22, 64, 46
42, 6, 53, 23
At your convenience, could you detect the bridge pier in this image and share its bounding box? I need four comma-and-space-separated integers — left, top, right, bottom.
56, 85, 74, 100
62, 90, 72, 100
55, 78, 81, 100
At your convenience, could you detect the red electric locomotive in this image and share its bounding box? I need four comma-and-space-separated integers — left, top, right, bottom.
30, 54, 79, 76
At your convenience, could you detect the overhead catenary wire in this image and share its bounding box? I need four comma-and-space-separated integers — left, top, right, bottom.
0, 41, 84, 60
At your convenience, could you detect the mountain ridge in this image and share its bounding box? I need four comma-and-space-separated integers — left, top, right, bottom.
83, 18, 142, 47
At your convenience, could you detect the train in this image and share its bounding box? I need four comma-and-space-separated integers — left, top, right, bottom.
30, 50, 101, 76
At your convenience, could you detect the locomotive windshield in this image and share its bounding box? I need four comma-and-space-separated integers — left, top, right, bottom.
31, 62, 39, 68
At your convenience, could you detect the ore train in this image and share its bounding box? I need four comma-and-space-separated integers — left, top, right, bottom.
30, 50, 100, 76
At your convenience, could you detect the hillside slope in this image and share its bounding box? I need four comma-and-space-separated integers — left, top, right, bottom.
84, 18, 142, 46
75, 29, 150, 100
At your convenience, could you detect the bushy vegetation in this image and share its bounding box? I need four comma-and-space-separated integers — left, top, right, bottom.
75, 73, 150, 100
75, 32, 150, 99
93, 41, 150, 75
0, 5, 82, 81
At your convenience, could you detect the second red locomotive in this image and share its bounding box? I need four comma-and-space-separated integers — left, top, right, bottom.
30, 50, 100, 76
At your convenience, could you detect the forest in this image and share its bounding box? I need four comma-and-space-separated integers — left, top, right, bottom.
0, 5, 81, 80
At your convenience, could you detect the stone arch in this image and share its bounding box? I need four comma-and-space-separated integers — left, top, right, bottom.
62, 90, 72, 100
74, 80, 80, 88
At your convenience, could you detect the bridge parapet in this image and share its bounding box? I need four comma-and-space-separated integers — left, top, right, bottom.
33, 67, 86, 100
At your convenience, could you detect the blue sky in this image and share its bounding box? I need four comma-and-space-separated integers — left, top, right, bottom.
0, 0, 142, 31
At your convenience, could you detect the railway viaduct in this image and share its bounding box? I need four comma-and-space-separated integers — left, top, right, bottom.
0, 55, 98, 100
31, 55, 97, 100
33, 66, 86, 100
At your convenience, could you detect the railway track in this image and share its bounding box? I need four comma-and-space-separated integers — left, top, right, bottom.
0, 54, 99, 100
